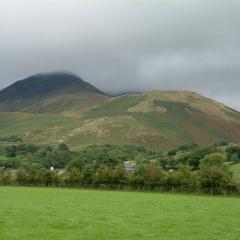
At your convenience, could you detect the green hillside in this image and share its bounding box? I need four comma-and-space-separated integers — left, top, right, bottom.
1, 74, 240, 150
230, 163, 240, 177
75, 91, 240, 150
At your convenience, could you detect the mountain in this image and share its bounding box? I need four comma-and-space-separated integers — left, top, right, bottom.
0, 73, 240, 150
0, 72, 108, 113
68, 90, 240, 149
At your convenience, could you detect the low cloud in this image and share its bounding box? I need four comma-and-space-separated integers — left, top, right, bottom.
0, 0, 240, 109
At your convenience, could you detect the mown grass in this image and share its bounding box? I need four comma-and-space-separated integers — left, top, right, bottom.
0, 187, 239, 240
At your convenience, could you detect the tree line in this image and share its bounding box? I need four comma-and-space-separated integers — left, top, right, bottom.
0, 142, 240, 195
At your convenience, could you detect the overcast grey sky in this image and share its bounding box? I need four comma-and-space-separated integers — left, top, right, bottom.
0, 0, 240, 109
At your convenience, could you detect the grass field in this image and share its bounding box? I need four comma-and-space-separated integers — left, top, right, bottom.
0, 187, 239, 240
230, 163, 240, 176
0, 155, 7, 161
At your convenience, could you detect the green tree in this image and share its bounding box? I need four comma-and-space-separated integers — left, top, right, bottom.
94, 164, 113, 186
112, 164, 126, 186
143, 161, 165, 189
199, 153, 232, 195
58, 143, 69, 151
200, 153, 226, 167
64, 168, 81, 186
81, 164, 94, 185
175, 165, 200, 192
130, 163, 145, 188
161, 171, 179, 192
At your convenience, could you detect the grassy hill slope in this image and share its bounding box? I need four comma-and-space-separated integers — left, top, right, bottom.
1, 73, 240, 150
73, 91, 240, 149
1, 90, 240, 150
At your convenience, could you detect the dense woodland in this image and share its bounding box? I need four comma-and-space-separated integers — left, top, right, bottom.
1, 138, 240, 195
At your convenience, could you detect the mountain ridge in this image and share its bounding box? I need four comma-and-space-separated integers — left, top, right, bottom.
0, 72, 240, 150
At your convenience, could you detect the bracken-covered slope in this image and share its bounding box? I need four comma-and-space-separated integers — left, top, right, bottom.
0, 72, 108, 113
67, 91, 240, 150
0, 74, 240, 150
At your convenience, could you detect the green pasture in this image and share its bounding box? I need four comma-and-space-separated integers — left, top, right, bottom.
0, 187, 239, 240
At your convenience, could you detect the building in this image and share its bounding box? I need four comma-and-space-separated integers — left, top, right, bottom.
124, 161, 136, 172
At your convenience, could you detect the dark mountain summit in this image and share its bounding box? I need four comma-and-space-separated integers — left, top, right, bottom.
0, 72, 108, 112
0, 72, 103, 100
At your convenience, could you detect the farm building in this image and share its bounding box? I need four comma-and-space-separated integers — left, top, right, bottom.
124, 161, 136, 172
